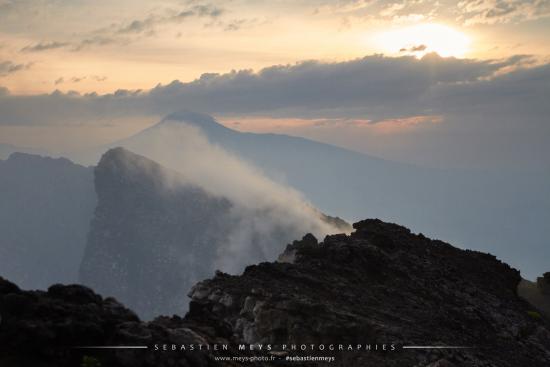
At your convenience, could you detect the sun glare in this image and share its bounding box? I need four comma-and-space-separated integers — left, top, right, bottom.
374, 23, 471, 58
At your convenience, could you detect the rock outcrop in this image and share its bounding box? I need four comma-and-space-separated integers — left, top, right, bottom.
79, 148, 233, 319
79, 148, 348, 319
0, 277, 218, 367
518, 272, 550, 320
188, 219, 550, 366
538, 273, 550, 295
2, 219, 549, 366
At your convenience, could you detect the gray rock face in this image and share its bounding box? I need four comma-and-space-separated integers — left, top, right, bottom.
79, 148, 346, 319
0, 153, 95, 289
79, 148, 233, 319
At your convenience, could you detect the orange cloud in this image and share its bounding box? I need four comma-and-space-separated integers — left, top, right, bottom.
219, 115, 443, 134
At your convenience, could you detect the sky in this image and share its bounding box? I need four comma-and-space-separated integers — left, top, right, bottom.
0, 0, 549, 171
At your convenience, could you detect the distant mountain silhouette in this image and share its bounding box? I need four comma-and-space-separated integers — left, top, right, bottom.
0, 153, 95, 289
0, 143, 49, 160
70, 111, 550, 280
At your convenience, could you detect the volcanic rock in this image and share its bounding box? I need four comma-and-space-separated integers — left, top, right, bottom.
2, 219, 549, 366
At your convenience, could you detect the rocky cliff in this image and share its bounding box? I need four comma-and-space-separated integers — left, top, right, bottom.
79, 147, 233, 319
79, 148, 348, 319
2, 219, 549, 366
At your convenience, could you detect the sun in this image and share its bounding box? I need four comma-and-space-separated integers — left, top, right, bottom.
374, 23, 471, 58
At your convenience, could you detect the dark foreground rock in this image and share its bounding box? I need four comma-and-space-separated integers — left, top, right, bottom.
538, 273, 550, 294
0, 277, 221, 367
518, 272, 550, 319
189, 219, 550, 366
2, 219, 550, 366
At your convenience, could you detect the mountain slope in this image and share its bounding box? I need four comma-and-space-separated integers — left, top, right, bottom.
0, 153, 96, 289
0, 143, 49, 160
2, 219, 549, 367
72, 111, 550, 280
79, 148, 347, 319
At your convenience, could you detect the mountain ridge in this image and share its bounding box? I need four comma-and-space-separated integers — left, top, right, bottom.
106, 112, 550, 280
79, 147, 348, 319
0, 152, 96, 289
2, 218, 549, 366
0, 143, 51, 160
11, 111, 550, 280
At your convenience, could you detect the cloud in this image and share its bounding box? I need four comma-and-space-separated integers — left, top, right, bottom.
139, 53, 543, 120
0, 53, 545, 124
314, 0, 437, 25
105, 3, 225, 36
222, 18, 260, 31
0, 52, 548, 172
179, 3, 224, 18
117, 15, 157, 35
113, 3, 227, 37
314, 0, 550, 26
400, 44, 427, 53
122, 121, 344, 273
12, 2, 241, 53
20, 41, 69, 52
0, 60, 31, 76
53, 75, 107, 85
18, 36, 119, 54
312, 115, 443, 132
1, 52, 547, 170
71, 36, 117, 52
457, 0, 550, 25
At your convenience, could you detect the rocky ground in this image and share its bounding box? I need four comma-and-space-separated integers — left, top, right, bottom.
1, 219, 549, 366
518, 273, 550, 319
